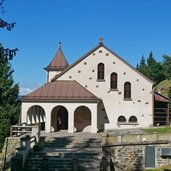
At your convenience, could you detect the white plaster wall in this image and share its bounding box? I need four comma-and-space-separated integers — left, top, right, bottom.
57, 46, 153, 129
48, 71, 61, 82
21, 102, 98, 133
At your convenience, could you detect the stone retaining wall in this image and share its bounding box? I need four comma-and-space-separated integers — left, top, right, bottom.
102, 133, 171, 171
0, 137, 20, 170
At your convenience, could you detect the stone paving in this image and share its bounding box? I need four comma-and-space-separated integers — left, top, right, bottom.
40, 130, 102, 153
104, 128, 147, 136
41, 130, 102, 141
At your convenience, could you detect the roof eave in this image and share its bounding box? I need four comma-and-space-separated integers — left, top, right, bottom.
102, 44, 154, 85
44, 66, 68, 71
154, 91, 170, 103
21, 98, 100, 103
51, 43, 103, 81
51, 43, 154, 84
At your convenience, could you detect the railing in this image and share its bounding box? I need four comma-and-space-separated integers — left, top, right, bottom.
10, 124, 40, 145
10, 125, 32, 137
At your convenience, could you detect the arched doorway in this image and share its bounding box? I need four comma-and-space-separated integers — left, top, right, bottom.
51, 106, 68, 132
27, 105, 45, 130
74, 106, 91, 132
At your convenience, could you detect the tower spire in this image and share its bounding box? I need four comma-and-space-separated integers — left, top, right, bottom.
58, 41, 61, 49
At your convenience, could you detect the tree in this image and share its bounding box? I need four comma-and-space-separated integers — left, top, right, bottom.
162, 55, 171, 80
137, 52, 165, 84
137, 56, 148, 76
0, 0, 20, 150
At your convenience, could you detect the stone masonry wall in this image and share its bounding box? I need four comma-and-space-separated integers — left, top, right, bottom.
0, 137, 20, 169
103, 143, 171, 171
156, 144, 171, 168
103, 145, 144, 171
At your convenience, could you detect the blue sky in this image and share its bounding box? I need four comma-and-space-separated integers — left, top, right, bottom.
1, 0, 171, 94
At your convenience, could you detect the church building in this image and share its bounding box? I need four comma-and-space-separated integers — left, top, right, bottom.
21, 39, 170, 133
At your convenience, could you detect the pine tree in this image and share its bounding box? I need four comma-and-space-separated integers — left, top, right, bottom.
137, 52, 165, 84
162, 55, 171, 80
147, 52, 165, 84
0, 45, 20, 150
137, 56, 148, 76
0, 1, 20, 150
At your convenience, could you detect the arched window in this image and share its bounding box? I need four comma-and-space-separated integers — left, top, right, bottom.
97, 63, 104, 80
129, 116, 137, 123
118, 116, 126, 123
110, 73, 117, 89
124, 82, 131, 99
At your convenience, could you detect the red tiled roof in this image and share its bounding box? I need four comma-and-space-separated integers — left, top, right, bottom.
22, 81, 99, 102
45, 47, 69, 71
154, 92, 170, 103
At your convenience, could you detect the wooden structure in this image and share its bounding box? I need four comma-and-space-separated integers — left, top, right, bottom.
154, 92, 170, 126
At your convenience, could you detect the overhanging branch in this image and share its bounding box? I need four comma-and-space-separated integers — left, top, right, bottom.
0, 18, 16, 31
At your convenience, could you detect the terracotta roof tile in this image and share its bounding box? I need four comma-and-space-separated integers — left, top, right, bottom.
22, 81, 99, 102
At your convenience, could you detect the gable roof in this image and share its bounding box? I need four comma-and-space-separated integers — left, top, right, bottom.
44, 46, 69, 71
21, 80, 99, 102
51, 43, 154, 84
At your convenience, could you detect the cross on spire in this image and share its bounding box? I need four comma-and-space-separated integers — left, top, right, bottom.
99, 37, 103, 44
58, 41, 61, 49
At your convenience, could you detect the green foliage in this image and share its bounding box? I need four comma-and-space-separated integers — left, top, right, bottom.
0, 45, 20, 150
143, 127, 171, 134
168, 88, 171, 99
137, 56, 148, 75
156, 80, 171, 98
137, 52, 165, 84
163, 55, 171, 80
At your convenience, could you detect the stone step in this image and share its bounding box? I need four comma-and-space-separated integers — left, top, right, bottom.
43, 138, 101, 144
27, 154, 102, 161
24, 132, 102, 171
43, 143, 101, 149
24, 158, 73, 171
24, 158, 101, 171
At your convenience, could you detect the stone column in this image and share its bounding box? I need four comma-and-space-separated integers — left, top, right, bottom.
68, 109, 74, 133
91, 103, 98, 133
45, 108, 52, 133
21, 103, 29, 124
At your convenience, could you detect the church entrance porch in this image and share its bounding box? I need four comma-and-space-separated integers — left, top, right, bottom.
51, 106, 68, 132
22, 102, 98, 133
74, 106, 91, 132
26, 105, 46, 130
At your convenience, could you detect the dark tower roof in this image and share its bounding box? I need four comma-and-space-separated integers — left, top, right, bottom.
45, 42, 69, 71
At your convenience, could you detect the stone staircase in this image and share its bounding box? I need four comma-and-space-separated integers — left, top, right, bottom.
23, 131, 103, 171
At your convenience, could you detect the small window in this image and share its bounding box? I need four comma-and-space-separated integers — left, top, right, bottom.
118, 116, 126, 123
129, 116, 137, 123
97, 63, 104, 80
124, 82, 131, 99
110, 72, 117, 89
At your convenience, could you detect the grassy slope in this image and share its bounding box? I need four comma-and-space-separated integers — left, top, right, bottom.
155, 79, 171, 97
143, 126, 171, 134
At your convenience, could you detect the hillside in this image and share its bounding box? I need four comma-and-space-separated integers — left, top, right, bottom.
155, 79, 171, 98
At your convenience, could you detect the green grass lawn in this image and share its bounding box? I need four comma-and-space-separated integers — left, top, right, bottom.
145, 164, 171, 170
143, 126, 171, 134
146, 169, 162, 171
146, 168, 171, 171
